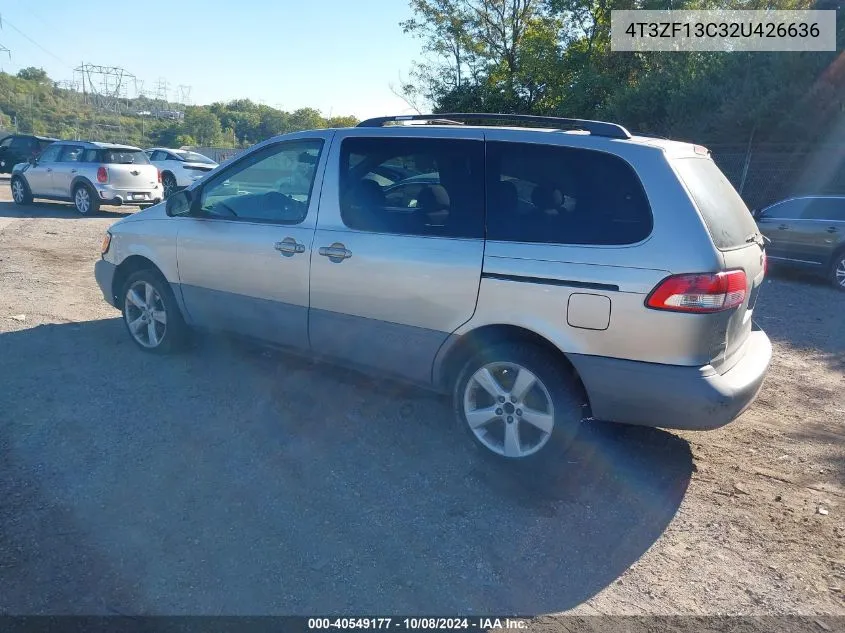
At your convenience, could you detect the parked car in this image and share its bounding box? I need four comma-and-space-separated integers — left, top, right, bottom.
754, 195, 845, 290
10, 141, 162, 215
145, 148, 218, 198
94, 113, 772, 465
0, 134, 58, 173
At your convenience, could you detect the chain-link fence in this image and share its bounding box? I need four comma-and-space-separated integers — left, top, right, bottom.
185, 146, 244, 164
710, 144, 845, 211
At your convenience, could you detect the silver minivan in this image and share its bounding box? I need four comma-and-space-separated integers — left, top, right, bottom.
94, 114, 772, 464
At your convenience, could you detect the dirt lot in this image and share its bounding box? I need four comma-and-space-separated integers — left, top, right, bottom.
0, 178, 843, 622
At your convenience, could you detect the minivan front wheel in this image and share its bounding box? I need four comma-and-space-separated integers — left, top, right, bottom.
121, 270, 187, 353
454, 343, 584, 464
831, 252, 845, 291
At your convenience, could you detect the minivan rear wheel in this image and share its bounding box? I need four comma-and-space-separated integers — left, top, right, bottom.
453, 343, 584, 464
831, 252, 845, 291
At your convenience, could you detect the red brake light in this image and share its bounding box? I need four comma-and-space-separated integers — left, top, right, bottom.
96, 166, 108, 183
157, 169, 162, 183
762, 250, 768, 276
646, 270, 747, 313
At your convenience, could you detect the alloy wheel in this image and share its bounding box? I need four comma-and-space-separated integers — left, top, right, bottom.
75, 187, 91, 214
836, 258, 845, 288
462, 362, 555, 458
124, 281, 168, 348
11, 179, 25, 203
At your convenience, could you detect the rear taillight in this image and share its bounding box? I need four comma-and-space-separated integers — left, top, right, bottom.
762, 250, 768, 276
96, 166, 108, 183
157, 169, 162, 183
646, 270, 747, 313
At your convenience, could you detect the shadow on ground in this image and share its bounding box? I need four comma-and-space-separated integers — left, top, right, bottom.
754, 271, 844, 373
0, 319, 692, 615
0, 198, 134, 220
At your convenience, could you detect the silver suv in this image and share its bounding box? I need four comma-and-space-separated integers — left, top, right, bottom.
94, 114, 772, 464
11, 141, 162, 215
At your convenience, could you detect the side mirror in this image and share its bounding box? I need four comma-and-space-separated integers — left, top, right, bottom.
28, 157, 38, 166
165, 189, 193, 217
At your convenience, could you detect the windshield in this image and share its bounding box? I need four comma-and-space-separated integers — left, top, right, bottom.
101, 149, 150, 165
174, 150, 216, 164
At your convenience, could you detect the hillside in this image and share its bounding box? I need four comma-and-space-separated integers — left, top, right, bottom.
0, 68, 358, 148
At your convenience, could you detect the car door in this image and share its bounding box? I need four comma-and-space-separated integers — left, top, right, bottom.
797, 198, 845, 265
0, 136, 13, 171
756, 198, 810, 263
308, 128, 486, 384
52, 144, 86, 197
174, 132, 330, 349
23, 143, 62, 196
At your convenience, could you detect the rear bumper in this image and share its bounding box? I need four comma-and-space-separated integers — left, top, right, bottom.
94, 183, 162, 206
569, 329, 773, 430
94, 259, 118, 308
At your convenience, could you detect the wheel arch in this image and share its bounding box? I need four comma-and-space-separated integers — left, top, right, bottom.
111, 255, 168, 309
433, 324, 590, 411
70, 176, 95, 196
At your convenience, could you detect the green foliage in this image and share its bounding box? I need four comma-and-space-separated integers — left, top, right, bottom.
0, 71, 358, 149
403, 0, 845, 145
16, 67, 49, 83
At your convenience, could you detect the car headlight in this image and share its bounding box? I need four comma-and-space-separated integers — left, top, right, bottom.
101, 232, 112, 255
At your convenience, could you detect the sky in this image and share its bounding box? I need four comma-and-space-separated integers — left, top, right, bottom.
0, 0, 425, 118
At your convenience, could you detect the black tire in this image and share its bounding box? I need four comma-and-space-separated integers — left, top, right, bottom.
830, 251, 845, 291
10, 176, 32, 205
120, 269, 188, 354
453, 342, 584, 466
73, 183, 100, 215
162, 172, 177, 199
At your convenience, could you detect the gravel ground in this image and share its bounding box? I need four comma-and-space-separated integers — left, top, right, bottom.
0, 179, 843, 622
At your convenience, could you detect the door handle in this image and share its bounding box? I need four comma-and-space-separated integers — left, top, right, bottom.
70, 169, 77, 174
46, 168, 52, 172
827, 227, 839, 234
778, 224, 789, 230
318, 242, 352, 261
274, 237, 305, 256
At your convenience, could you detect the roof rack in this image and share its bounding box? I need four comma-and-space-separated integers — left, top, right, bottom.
356, 113, 632, 140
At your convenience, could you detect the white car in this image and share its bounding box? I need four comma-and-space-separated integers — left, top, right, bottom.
145, 148, 218, 198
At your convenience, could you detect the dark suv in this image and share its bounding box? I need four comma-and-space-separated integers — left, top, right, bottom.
0, 134, 58, 173
755, 195, 845, 290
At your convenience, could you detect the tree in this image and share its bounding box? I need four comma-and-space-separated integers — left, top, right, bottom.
183, 107, 223, 146
17, 67, 49, 83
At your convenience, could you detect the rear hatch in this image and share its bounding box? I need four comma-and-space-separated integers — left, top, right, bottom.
101, 148, 159, 189
673, 156, 766, 373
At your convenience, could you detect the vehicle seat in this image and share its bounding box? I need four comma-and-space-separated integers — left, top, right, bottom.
417, 184, 450, 227
531, 184, 564, 216
344, 179, 386, 230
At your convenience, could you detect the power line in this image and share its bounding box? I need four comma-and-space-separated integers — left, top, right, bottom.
0, 13, 70, 67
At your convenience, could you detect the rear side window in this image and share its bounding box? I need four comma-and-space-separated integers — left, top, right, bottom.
340, 137, 485, 239
486, 142, 652, 245
804, 198, 845, 221
760, 198, 808, 220
674, 157, 758, 250
101, 149, 150, 165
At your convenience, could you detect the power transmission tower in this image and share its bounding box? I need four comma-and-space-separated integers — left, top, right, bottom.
0, 13, 11, 61
73, 63, 137, 114
177, 84, 192, 106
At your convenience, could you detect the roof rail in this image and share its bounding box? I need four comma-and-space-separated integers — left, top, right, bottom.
356, 113, 632, 140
